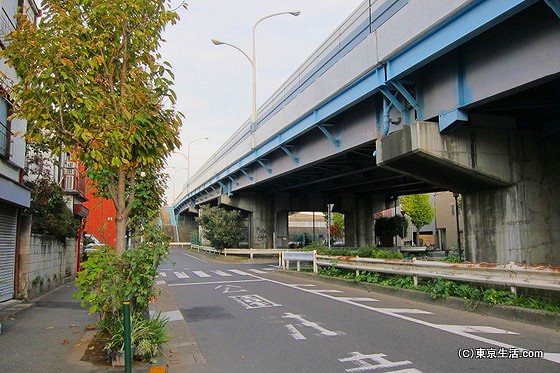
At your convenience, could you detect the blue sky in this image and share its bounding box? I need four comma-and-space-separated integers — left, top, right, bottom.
161, 0, 365, 203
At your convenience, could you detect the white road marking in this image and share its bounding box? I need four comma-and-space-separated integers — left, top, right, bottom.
338, 297, 379, 302
263, 267, 276, 271
544, 353, 560, 364
156, 280, 166, 285
193, 271, 211, 278
214, 284, 247, 294
282, 312, 338, 336
229, 294, 282, 310
439, 325, 519, 335
375, 308, 432, 314
248, 269, 267, 274
293, 284, 316, 287
229, 269, 252, 276
158, 272, 167, 277
174, 271, 190, 279
285, 324, 306, 340
310, 289, 343, 294
338, 352, 413, 373
180, 252, 208, 263
236, 271, 560, 365
212, 270, 232, 277
168, 279, 263, 287
161, 310, 184, 322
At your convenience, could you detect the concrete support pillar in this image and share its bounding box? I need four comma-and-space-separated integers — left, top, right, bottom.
275, 210, 289, 249
178, 213, 198, 242
377, 118, 560, 265
252, 195, 275, 249
464, 130, 560, 265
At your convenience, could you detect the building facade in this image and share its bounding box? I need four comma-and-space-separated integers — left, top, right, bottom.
0, 0, 41, 302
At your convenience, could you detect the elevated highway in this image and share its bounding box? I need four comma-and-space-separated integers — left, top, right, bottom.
173, 0, 560, 265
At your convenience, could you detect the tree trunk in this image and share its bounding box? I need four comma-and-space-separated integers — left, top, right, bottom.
115, 215, 128, 255
113, 168, 134, 255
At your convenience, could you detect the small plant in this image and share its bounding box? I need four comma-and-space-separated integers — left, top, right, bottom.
423, 277, 456, 299
482, 288, 517, 306
444, 252, 462, 262
32, 275, 43, 287
100, 311, 170, 363
318, 260, 342, 277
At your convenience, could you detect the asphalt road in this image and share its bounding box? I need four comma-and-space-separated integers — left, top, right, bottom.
160, 250, 560, 373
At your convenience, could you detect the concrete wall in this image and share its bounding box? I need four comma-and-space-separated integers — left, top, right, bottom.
18, 222, 77, 300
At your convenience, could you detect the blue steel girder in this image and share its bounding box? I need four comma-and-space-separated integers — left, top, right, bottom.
240, 168, 254, 181
545, 0, 560, 18
280, 145, 300, 164
378, 86, 405, 113
174, 0, 539, 211
227, 175, 239, 186
317, 124, 340, 148
390, 80, 419, 112
385, 0, 539, 80
256, 159, 273, 175
217, 180, 227, 194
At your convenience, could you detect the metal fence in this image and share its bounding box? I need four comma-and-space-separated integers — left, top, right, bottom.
316, 255, 560, 293
178, 245, 560, 294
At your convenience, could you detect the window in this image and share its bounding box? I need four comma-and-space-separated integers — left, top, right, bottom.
0, 97, 11, 158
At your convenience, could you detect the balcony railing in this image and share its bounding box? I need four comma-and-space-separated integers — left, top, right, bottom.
63, 166, 87, 197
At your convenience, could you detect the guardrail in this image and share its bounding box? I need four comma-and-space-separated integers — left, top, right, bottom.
281, 251, 318, 273
315, 255, 560, 293
170, 242, 191, 248
191, 244, 221, 255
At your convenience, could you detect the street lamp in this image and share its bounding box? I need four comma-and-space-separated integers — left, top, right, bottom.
212, 10, 301, 147
174, 136, 209, 194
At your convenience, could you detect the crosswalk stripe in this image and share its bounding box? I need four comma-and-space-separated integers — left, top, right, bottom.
248, 269, 267, 274
229, 269, 252, 276
212, 270, 232, 277
174, 271, 190, 279
193, 271, 211, 278
158, 272, 167, 277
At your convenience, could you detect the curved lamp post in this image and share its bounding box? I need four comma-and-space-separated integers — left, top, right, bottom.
212, 10, 301, 146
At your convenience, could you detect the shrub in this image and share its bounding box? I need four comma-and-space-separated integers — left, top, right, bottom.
196, 205, 244, 250
74, 224, 171, 362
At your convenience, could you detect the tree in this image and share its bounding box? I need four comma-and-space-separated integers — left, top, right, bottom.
1, 0, 184, 254
24, 142, 78, 239
324, 211, 344, 242
400, 194, 435, 245
196, 206, 244, 250
374, 216, 407, 247
26, 176, 78, 239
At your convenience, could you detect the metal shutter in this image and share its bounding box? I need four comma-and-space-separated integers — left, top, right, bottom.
0, 205, 17, 302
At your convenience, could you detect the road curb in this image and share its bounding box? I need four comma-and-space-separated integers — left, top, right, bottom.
151, 282, 206, 372
278, 270, 560, 330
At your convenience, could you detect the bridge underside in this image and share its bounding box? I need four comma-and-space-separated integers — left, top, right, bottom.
177, 1, 560, 265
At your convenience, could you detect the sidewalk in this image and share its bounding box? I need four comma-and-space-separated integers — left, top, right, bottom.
0, 280, 195, 373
